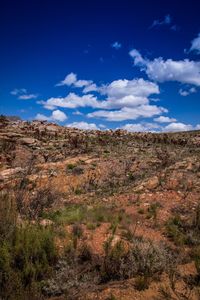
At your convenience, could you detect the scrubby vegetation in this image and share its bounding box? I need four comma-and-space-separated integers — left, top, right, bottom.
0, 192, 58, 299
0, 117, 200, 299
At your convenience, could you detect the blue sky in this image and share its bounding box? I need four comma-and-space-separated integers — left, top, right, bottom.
0, 0, 200, 131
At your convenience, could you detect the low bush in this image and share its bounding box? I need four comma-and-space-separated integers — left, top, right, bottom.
77, 243, 92, 263
134, 275, 150, 291
147, 202, 161, 221
165, 216, 187, 246
0, 191, 17, 243
0, 224, 57, 298
102, 239, 126, 282
0, 191, 58, 299
101, 235, 174, 283
66, 163, 76, 171
165, 208, 200, 247
191, 246, 200, 280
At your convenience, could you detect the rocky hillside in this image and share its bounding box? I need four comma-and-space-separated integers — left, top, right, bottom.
0, 116, 200, 300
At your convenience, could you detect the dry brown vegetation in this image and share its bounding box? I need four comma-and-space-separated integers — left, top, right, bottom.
0, 116, 200, 299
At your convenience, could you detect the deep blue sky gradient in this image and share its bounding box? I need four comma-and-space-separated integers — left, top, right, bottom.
0, 0, 200, 129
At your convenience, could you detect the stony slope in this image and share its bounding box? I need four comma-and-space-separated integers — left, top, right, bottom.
0, 116, 200, 300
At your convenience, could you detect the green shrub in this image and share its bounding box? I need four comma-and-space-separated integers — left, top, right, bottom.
147, 202, 161, 220
43, 204, 86, 225
0, 191, 17, 243
43, 204, 127, 227
102, 239, 126, 282
165, 216, 187, 246
0, 224, 57, 299
66, 163, 76, 171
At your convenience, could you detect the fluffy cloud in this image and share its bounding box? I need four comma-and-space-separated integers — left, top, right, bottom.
87, 105, 167, 121
56, 73, 77, 86
129, 49, 200, 86
111, 41, 122, 49
120, 122, 200, 132
39, 74, 168, 122
121, 122, 161, 132
35, 110, 67, 122
190, 33, 200, 54
129, 49, 146, 65
39, 93, 101, 110
163, 122, 193, 132
66, 121, 99, 130
39, 72, 172, 124
40, 78, 160, 115
97, 78, 159, 110
83, 83, 98, 93
56, 72, 96, 92
100, 78, 159, 99
154, 116, 177, 123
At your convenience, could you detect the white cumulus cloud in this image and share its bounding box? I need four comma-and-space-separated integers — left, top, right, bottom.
35, 109, 67, 122
56, 72, 77, 86
121, 122, 161, 132
66, 121, 99, 130
121, 122, 200, 132
154, 116, 177, 123
129, 49, 200, 86
38, 93, 101, 110
98, 78, 159, 110
40, 78, 161, 115
56, 72, 96, 92
87, 105, 167, 121
163, 122, 193, 132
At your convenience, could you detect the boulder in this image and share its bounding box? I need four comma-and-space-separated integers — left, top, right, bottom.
146, 176, 159, 190
19, 137, 37, 145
